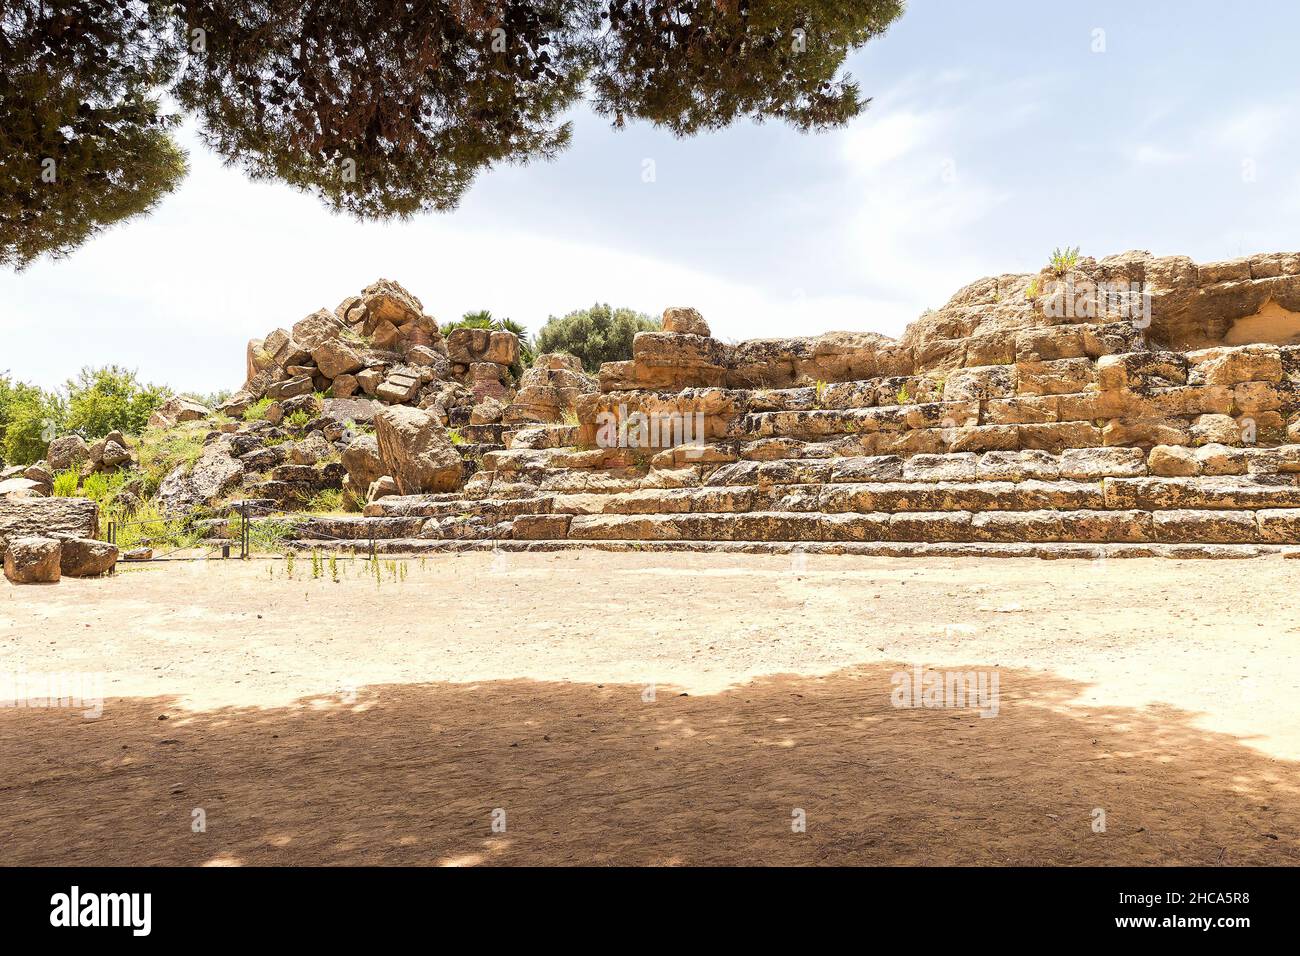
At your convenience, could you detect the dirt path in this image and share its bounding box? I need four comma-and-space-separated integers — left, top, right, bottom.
2, 552, 1298, 865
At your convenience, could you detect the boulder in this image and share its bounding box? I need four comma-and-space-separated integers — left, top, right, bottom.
0, 496, 98, 550
341, 435, 385, 490
47, 434, 90, 470
470, 396, 505, 425
56, 536, 118, 577
662, 306, 710, 337
291, 431, 334, 466
359, 279, 425, 330
3, 536, 61, 583
148, 395, 212, 430
292, 308, 347, 353
156, 445, 244, 515
367, 475, 400, 501
0, 477, 45, 498
312, 339, 365, 379
323, 397, 385, 425
100, 439, 131, 469
332, 373, 359, 398
374, 406, 464, 494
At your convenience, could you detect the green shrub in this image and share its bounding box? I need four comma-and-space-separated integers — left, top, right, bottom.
103, 498, 204, 552
305, 488, 345, 513
81, 469, 129, 505
51, 469, 80, 497
534, 304, 659, 373
1049, 246, 1081, 275
228, 513, 296, 555
0, 388, 64, 466
64, 365, 168, 439
134, 424, 207, 495
242, 397, 274, 422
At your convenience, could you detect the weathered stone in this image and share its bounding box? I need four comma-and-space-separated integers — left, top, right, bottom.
341, 435, 385, 492
312, 339, 365, 379
55, 536, 118, 577
1148, 444, 1199, 477
662, 307, 710, 337
374, 406, 464, 495
156, 445, 244, 515
1059, 447, 1147, 480
1153, 509, 1257, 543
3, 536, 61, 583
291, 431, 334, 466
148, 395, 211, 429
0, 496, 98, 550
46, 435, 90, 470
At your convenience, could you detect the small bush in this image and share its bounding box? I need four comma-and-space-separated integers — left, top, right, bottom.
1049, 246, 1081, 275
104, 498, 204, 552
134, 424, 206, 495
228, 513, 296, 555
305, 488, 345, 513
242, 397, 274, 422
534, 304, 659, 373
51, 469, 80, 496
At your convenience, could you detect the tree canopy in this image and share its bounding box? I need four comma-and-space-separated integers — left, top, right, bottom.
0, 0, 188, 269
1, 0, 905, 267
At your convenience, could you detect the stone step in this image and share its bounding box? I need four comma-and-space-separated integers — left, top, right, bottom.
278, 537, 1292, 561
540, 508, 1300, 545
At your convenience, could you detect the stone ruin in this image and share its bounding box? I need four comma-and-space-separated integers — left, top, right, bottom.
284, 249, 1300, 558
13, 249, 1300, 581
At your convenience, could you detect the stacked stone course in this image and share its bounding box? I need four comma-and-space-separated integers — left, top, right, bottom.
282, 250, 1300, 557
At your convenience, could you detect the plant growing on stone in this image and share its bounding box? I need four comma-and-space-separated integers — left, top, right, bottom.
1049, 245, 1081, 275
1025, 278, 1040, 301
242, 398, 274, 422
895, 385, 910, 405
135, 424, 207, 495
814, 380, 829, 408
447, 428, 465, 446
306, 488, 347, 514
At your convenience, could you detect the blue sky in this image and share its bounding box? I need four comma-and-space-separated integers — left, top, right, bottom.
4, 0, 1300, 393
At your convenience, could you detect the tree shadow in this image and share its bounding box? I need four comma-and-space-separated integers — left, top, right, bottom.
1, 664, 1296, 865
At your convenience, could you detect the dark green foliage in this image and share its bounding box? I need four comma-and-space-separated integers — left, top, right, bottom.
534, 303, 659, 372
0, 1, 188, 269
172, 0, 591, 219
591, 1, 904, 134
1, 1, 905, 264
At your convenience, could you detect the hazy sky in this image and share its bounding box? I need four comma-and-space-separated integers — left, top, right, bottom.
4, 0, 1300, 394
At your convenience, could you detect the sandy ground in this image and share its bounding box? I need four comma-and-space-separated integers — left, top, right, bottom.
1, 550, 1298, 866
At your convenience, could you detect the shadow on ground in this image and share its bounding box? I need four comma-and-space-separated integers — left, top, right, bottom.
2, 664, 1296, 865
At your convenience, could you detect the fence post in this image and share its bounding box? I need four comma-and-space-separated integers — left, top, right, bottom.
240, 500, 250, 560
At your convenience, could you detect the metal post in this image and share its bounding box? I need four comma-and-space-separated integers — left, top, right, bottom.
240, 500, 250, 560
